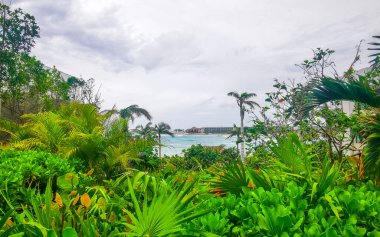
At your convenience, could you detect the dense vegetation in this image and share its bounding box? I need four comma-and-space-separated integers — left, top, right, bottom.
1, 3, 380, 237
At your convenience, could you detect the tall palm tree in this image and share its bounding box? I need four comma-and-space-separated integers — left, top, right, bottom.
119, 104, 152, 123
309, 77, 380, 180
228, 91, 260, 161
154, 122, 174, 158
135, 122, 154, 139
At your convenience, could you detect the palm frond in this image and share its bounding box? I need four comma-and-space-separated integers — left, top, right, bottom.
155, 122, 174, 137
244, 100, 261, 108
368, 35, 380, 69
309, 77, 380, 109
241, 92, 257, 99
227, 91, 240, 99
362, 109, 380, 180
120, 105, 152, 122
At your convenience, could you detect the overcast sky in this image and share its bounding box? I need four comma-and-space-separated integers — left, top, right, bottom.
13, 0, 380, 129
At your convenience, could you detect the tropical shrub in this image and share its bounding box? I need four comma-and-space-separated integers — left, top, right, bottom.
127, 138, 159, 171
182, 145, 238, 170
189, 181, 380, 236
0, 103, 136, 180
0, 149, 76, 211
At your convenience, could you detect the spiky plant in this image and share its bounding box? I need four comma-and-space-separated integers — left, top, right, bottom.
268, 133, 313, 181
124, 178, 208, 236
210, 157, 249, 196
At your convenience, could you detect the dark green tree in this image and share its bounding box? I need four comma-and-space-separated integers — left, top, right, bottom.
0, 4, 72, 121
0, 3, 39, 54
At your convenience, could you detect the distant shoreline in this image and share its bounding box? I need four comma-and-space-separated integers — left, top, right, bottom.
172, 133, 230, 136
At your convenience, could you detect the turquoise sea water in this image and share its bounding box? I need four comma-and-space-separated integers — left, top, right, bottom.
161, 134, 237, 156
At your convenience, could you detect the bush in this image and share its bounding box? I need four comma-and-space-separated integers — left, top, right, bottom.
168, 145, 239, 170
0, 150, 75, 187
0, 149, 76, 210
187, 181, 380, 236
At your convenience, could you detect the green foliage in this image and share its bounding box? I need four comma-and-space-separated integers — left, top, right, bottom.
0, 103, 137, 180
182, 145, 238, 170
127, 138, 159, 171
0, 150, 74, 187
189, 181, 380, 236
0, 3, 39, 54
1, 5, 380, 236
0, 4, 76, 121
0, 150, 75, 210
309, 72, 380, 180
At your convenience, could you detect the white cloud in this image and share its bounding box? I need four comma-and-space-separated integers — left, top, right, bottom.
13, 0, 380, 128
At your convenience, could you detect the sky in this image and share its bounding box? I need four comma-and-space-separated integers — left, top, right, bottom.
12, 0, 380, 129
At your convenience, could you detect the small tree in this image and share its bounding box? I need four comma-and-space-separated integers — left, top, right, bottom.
135, 122, 154, 140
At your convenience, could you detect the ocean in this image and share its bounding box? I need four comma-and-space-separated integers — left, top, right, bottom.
161, 134, 237, 156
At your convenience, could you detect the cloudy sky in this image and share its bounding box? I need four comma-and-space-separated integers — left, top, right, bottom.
13, 0, 380, 129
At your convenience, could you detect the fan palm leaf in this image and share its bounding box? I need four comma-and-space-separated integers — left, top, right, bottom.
123, 178, 208, 236
210, 157, 249, 196
268, 133, 313, 179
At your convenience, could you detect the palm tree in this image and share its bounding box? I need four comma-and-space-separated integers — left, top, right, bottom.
227, 124, 241, 151
309, 77, 380, 180
154, 122, 174, 158
228, 91, 260, 161
119, 104, 152, 123
135, 122, 154, 139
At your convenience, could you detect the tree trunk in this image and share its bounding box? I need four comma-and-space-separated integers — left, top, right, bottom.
158, 134, 161, 158
240, 109, 245, 162
328, 137, 334, 161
